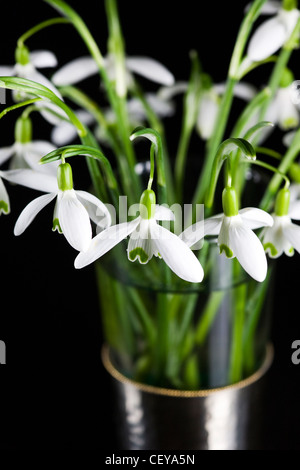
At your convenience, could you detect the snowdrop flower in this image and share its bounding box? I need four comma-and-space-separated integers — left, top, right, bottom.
0, 45, 64, 124
159, 81, 256, 140
266, 83, 299, 130
196, 82, 256, 140
247, 2, 300, 61
180, 187, 273, 282
51, 54, 174, 88
262, 187, 300, 257
75, 189, 204, 283
0, 115, 57, 175
12, 162, 111, 252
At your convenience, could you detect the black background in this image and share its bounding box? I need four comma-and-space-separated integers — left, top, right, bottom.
0, 0, 300, 450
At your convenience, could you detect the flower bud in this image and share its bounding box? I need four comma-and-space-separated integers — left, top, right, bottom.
14, 116, 32, 144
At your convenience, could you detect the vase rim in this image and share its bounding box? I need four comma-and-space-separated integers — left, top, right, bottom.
101, 343, 274, 398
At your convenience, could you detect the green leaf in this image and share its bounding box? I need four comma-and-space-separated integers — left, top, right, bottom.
40, 144, 118, 190
0, 76, 86, 137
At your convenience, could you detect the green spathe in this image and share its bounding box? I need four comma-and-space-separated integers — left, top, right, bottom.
139, 189, 156, 219
57, 162, 73, 191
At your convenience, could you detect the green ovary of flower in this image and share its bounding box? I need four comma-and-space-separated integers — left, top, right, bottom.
14, 116, 32, 144
139, 189, 156, 219
57, 162, 73, 191
15, 44, 30, 66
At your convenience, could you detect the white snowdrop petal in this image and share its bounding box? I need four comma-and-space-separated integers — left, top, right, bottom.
247, 16, 287, 61
213, 82, 256, 101
151, 223, 204, 283
75, 218, 141, 269
75, 190, 112, 229
155, 205, 175, 221
230, 223, 268, 282
2, 169, 58, 193
25, 141, 58, 175
0, 66, 14, 75
283, 223, 300, 254
197, 94, 219, 140
125, 56, 175, 86
0, 146, 15, 166
30, 50, 58, 68
14, 192, 57, 235
58, 190, 92, 252
239, 207, 274, 229
52, 57, 98, 86
289, 200, 300, 220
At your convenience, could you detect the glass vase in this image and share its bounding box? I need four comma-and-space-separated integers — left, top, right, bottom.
96, 239, 274, 391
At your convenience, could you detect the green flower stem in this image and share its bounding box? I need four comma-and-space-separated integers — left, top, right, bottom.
205, 138, 256, 209
17, 17, 70, 46
131, 83, 175, 204
192, 0, 267, 206
81, 130, 110, 202
175, 124, 194, 202
59, 85, 136, 202
174, 51, 201, 202
45, 0, 140, 198
0, 98, 42, 120
154, 292, 171, 385
105, 0, 127, 98
228, 282, 247, 384
0, 76, 86, 137
243, 274, 272, 375
193, 77, 236, 206
126, 287, 156, 347
40, 144, 120, 204
194, 291, 225, 345
260, 129, 300, 211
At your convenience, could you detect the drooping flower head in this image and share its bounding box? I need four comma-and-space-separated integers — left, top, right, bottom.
75, 189, 204, 283
247, 1, 300, 62
181, 187, 273, 282
262, 187, 300, 257
12, 161, 111, 252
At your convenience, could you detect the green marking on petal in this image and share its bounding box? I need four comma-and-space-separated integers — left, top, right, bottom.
0, 201, 9, 215
129, 247, 149, 264
282, 117, 298, 130
288, 247, 295, 255
264, 242, 278, 257
52, 218, 62, 233
219, 244, 233, 258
